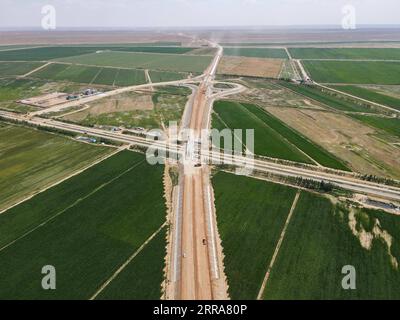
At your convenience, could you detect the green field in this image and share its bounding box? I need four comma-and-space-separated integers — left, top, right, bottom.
55, 51, 212, 73
96, 226, 167, 300
279, 81, 378, 113
263, 192, 400, 299
0, 151, 167, 299
212, 171, 297, 299
0, 123, 112, 212
31, 63, 147, 86
0, 62, 44, 76
0, 78, 45, 103
240, 103, 350, 170
92, 68, 119, 85
303, 60, 400, 84
213, 100, 347, 166
289, 48, 400, 60
115, 46, 193, 54
223, 48, 288, 59
351, 115, 400, 139
0, 46, 189, 61
113, 68, 147, 86
149, 70, 188, 82
0, 46, 120, 61
330, 85, 400, 111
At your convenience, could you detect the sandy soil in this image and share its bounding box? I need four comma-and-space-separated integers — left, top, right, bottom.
218, 56, 283, 78
266, 107, 400, 179
19, 92, 69, 108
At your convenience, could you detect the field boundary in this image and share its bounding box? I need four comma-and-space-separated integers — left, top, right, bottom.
0, 152, 144, 254
236, 101, 320, 166
256, 190, 301, 300
89, 222, 166, 300
0, 144, 124, 216
20, 62, 51, 78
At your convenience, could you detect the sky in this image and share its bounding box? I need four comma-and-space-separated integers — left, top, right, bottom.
0, 0, 399, 28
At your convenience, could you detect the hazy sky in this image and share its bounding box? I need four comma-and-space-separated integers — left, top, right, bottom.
0, 0, 399, 28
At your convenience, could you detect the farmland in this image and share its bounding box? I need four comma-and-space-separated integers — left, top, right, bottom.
0, 123, 112, 212
0, 46, 117, 61
213, 100, 349, 170
64, 86, 189, 130
0, 45, 191, 61
0, 151, 167, 299
266, 106, 400, 179
240, 103, 350, 170
263, 192, 400, 299
212, 171, 297, 300
223, 47, 288, 59
351, 115, 400, 139
149, 70, 188, 82
303, 60, 400, 84
55, 51, 212, 73
213, 100, 312, 163
279, 81, 377, 113
289, 48, 400, 60
31, 63, 147, 86
330, 85, 400, 111
0, 62, 44, 76
95, 226, 167, 300
115, 46, 193, 54
218, 56, 283, 78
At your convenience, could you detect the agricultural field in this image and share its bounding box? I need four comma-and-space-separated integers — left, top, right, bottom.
149, 70, 188, 82
0, 123, 112, 212
95, 226, 167, 300
231, 79, 325, 111
0, 45, 189, 61
302, 60, 400, 84
351, 115, 400, 139
289, 47, 400, 60
213, 100, 312, 164
0, 62, 44, 76
0, 77, 115, 113
212, 171, 297, 299
0, 46, 119, 61
0, 151, 167, 299
213, 100, 348, 169
63, 86, 190, 130
115, 46, 193, 54
218, 56, 283, 78
241, 103, 350, 170
263, 192, 400, 299
329, 85, 400, 111
55, 51, 212, 73
266, 106, 400, 179
223, 47, 288, 59
31, 63, 147, 86
279, 82, 378, 113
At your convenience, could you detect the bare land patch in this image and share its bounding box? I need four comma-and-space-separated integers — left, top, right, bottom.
63, 92, 154, 122
265, 107, 400, 179
217, 56, 283, 78
225, 79, 325, 110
